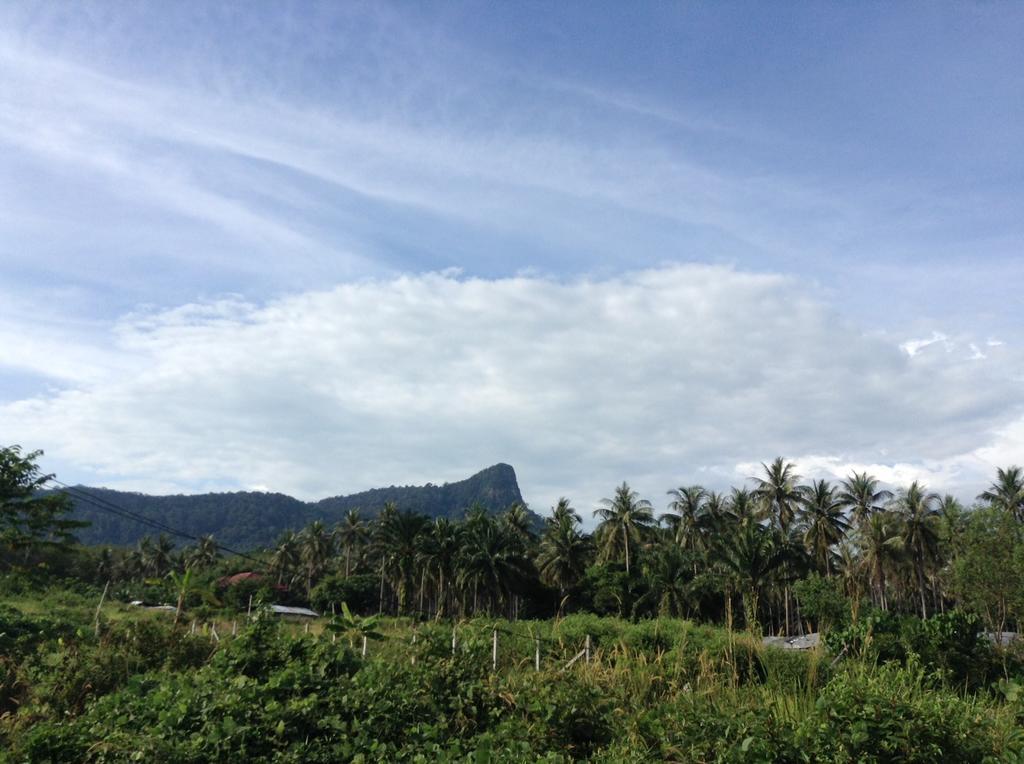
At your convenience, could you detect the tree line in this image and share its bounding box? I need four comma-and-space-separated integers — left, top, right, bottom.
73, 456, 1024, 637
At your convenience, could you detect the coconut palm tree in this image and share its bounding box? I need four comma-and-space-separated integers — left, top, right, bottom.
269, 530, 301, 586
978, 466, 1024, 521
799, 480, 850, 577
716, 521, 785, 633
140, 534, 175, 578
300, 520, 334, 595
898, 481, 942, 618
593, 482, 655, 575
380, 510, 429, 615
636, 542, 694, 618
185, 534, 220, 571
372, 502, 399, 613
457, 517, 528, 616
751, 458, 806, 633
417, 518, 461, 618
839, 472, 892, 529
335, 508, 368, 578
664, 485, 707, 557
752, 458, 805, 534
537, 511, 591, 616
549, 497, 581, 528
857, 511, 902, 611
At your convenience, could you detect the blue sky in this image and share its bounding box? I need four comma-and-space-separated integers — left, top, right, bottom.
1, 2, 1022, 512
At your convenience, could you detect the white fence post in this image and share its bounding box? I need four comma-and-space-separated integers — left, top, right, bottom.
492, 629, 498, 671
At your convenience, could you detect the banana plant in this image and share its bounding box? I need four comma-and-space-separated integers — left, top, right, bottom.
325, 601, 384, 648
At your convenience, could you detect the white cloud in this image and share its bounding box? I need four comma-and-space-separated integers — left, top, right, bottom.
900, 331, 950, 357
1, 265, 1020, 513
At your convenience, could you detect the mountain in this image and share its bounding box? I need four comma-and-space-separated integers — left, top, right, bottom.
66, 463, 532, 550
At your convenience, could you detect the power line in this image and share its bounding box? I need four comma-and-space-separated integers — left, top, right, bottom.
49, 479, 271, 570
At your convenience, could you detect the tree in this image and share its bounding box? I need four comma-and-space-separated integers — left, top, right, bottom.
952, 506, 1024, 635
185, 534, 220, 571
636, 542, 695, 618
664, 485, 708, 560
858, 511, 902, 611
716, 521, 785, 633
593, 482, 654, 575
457, 515, 528, 616
139, 534, 175, 578
335, 508, 368, 578
168, 568, 220, 626
751, 458, 805, 634
799, 479, 850, 576
269, 531, 301, 586
0, 445, 85, 566
978, 466, 1024, 522
898, 481, 942, 618
537, 509, 590, 615
300, 520, 334, 595
839, 471, 892, 529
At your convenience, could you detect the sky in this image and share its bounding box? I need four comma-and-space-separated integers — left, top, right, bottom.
1, 1, 1022, 517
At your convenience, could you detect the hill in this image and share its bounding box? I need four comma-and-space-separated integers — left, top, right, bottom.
66, 463, 532, 549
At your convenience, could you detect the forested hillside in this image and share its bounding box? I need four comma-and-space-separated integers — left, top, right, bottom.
67, 463, 529, 549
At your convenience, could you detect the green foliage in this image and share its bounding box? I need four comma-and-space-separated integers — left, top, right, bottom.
309, 573, 378, 614
826, 609, 1000, 688
793, 573, 850, 633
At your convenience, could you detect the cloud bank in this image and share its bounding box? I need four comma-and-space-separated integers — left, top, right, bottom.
2, 265, 1020, 514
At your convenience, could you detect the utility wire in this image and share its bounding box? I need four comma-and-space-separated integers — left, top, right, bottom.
49, 479, 271, 571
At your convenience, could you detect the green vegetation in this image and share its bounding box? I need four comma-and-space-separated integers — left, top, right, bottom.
5, 444, 1024, 760
64, 463, 529, 549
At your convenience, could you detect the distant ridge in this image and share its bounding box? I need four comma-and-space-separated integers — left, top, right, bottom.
66, 463, 532, 550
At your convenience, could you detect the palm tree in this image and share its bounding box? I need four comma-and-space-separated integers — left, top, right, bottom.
373, 502, 399, 613
898, 481, 942, 618
457, 517, 528, 616
380, 510, 429, 615
269, 531, 301, 586
593, 482, 655, 575
502, 503, 534, 542
537, 510, 591, 615
751, 458, 805, 634
978, 466, 1024, 521
799, 480, 850, 577
751, 458, 805, 534
839, 472, 892, 529
549, 497, 581, 528
716, 521, 785, 633
664, 485, 707, 558
185, 534, 220, 571
636, 542, 693, 618
335, 508, 368, 578
140, 534, 175, 578
417, 518, 461, 618
858, 511, 902, 611
299, 520, 334, 595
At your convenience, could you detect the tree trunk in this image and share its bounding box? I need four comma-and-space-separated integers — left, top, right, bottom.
623, 524, 631, 575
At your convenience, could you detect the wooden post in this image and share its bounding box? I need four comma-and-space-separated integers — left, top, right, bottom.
232, 620, 237, 637
361, 635, 368, 658
304, 621, 309, 635
190, 620, 196, 635
492, 629, 498, 671
210, 624, 219, 642
93, 580, 109, 636
451, 624, 457, 656
331, 602, 336, 616
247, 594, 253, 618
411, 632, 417, 665
585, 634, 591, 664
535, 637, 540, 672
